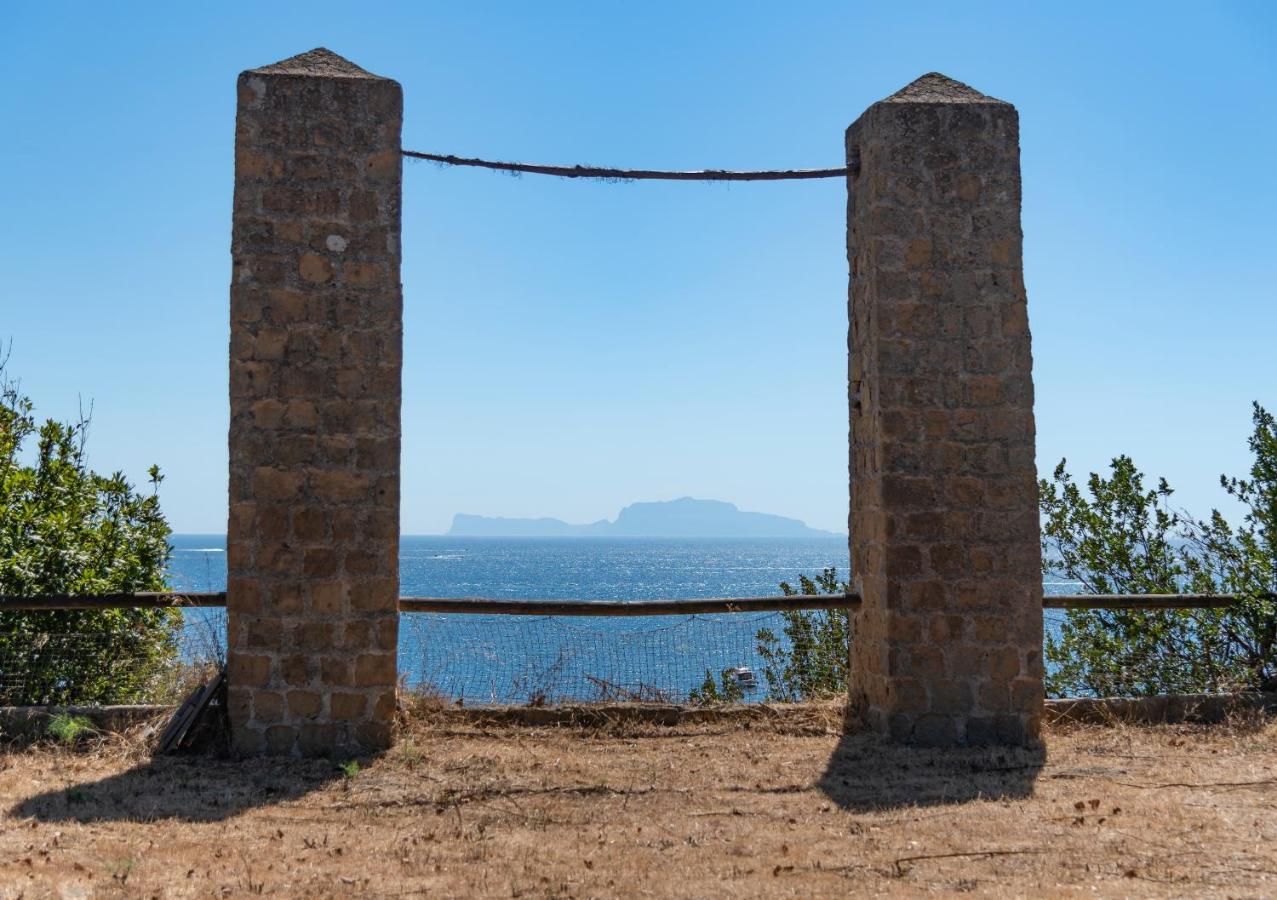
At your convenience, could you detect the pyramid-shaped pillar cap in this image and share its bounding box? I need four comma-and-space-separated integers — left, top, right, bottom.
247, 47, 390, 81
881, 72, 1007, 105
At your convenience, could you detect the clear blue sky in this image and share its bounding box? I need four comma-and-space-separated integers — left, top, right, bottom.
2, 2, 1274, 535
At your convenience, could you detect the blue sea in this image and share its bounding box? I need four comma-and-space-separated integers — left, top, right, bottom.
168, 534, 1074, 704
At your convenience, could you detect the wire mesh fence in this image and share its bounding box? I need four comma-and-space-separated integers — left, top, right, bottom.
400, 612, 790, 705
0, 601, 1263, 708
0, 609, 830, 707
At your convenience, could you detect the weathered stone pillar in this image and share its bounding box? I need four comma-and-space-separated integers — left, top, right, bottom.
847, 73, 1043, 745
227, 48, 402, 756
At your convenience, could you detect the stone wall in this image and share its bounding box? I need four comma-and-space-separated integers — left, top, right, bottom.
846, 73, 1044, 745
226, 49, 403, 756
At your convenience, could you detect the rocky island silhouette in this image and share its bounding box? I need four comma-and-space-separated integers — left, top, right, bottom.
447, 497, 839, 538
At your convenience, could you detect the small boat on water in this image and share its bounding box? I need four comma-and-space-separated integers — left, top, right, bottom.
724, 666, 757, 691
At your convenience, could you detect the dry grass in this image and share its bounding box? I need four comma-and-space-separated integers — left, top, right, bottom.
0, 705, 1274, 897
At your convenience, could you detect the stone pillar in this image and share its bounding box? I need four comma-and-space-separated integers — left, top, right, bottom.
227, 48, 402, 756
847, 73, 1043, 746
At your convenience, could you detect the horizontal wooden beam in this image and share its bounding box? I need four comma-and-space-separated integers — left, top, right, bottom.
1045, 593, 1249, 610
0, 592, 228, 610
395, 595, 861, 616
0, 592, 1261, 613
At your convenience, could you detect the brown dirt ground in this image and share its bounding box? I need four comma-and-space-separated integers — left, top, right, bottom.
0, 705, 1274, 898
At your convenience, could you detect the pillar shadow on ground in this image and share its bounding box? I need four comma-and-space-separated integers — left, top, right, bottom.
817, 724, 1044, 812
12, 753, 352, 824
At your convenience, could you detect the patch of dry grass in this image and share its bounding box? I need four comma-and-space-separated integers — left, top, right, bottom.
0, 707, 1274, 897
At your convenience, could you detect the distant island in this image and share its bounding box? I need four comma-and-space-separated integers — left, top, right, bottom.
447, 497, 839, 538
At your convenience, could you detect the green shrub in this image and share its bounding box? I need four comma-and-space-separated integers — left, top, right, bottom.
0, 357, 180, 705
755, 567, 850, 702
1042, 403, 1276, 697
46, 712, 95, 744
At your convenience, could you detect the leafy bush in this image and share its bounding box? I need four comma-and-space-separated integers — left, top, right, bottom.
755, 567, 851, 702
46, 712, 95, 744
1043, 403, 1276, 697
0, 358, 180, 705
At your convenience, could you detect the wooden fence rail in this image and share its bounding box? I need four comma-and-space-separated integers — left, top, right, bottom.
0, 592, 1266, 613
0, 592, 227, 610
1044, 594, 1254, 610
395, 596, 858, 616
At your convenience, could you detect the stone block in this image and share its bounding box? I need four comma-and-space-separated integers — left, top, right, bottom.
287, 690, 323, 719
297, 723, 337, 757
253, 691, 284, 722
354, 653, 396, 687
229, 653, 272, 688
911, 713, 959, 747
331, 692, 366, 720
